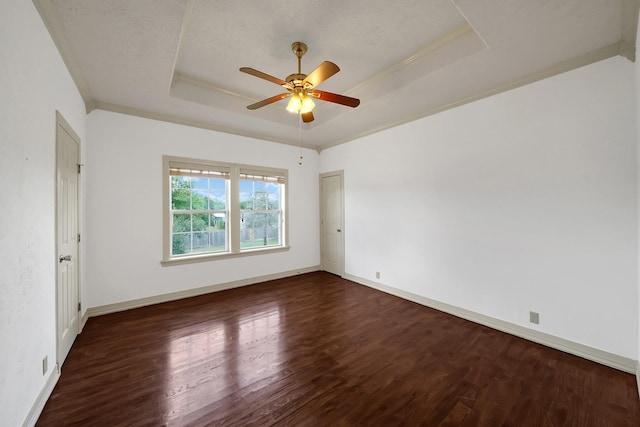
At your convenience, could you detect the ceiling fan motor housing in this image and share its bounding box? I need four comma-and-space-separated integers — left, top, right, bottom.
239, 41, 360, 122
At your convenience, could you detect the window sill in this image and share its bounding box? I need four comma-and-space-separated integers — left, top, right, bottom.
161, 245, 290, 266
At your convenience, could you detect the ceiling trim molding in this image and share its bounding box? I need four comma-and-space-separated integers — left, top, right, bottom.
169, 0, 195, 88
91, 101, 320, 152
33, 0, 95, 112
620, 0, 639, 61
347, 24, 481, 97
319, 42, 622, 152
172, 73, 256, 102
450, 0, 490, 49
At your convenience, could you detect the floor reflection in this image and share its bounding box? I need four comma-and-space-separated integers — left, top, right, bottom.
164, 302, 282, 422
232, 305, 284, 388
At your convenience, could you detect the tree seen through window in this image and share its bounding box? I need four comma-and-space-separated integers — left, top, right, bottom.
171, 175, 227, 256
239, 179, 282, 249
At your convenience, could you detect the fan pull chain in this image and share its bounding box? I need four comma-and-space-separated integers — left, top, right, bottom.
298, 113, 303, 166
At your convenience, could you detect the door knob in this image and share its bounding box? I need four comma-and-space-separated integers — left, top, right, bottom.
59, 255, 72, 263
337, 229, 342, 232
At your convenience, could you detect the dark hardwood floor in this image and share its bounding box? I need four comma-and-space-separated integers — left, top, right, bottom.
37, 272, 640, 426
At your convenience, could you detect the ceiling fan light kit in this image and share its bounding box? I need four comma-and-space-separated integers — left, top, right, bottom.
240, 42, 360, 123
286, 92, 315, 114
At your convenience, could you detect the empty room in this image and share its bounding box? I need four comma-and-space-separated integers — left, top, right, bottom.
2, 0, 640, 426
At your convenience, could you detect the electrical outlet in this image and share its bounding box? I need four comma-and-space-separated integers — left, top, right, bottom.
42, 356, 48, 375
375, 272, 380, 279
529, 311, 540, 325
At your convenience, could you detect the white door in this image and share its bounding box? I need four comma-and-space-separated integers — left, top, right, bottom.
56, 112, 80, 366
320, 172, 344, 276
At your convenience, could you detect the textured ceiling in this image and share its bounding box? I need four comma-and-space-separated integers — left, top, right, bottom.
36, 0, 637, 149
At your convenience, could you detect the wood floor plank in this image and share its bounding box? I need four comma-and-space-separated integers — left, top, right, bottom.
36, 272, 640, 426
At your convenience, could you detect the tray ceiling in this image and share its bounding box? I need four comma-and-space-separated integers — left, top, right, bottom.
35, 0, 637, 149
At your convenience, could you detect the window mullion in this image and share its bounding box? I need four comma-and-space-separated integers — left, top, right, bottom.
172, 209, 220, 215
229, 166, 240, 253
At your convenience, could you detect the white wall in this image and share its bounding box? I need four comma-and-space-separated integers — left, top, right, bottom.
0, 2, 87, 426
321, 56, 638, 359
84, 111, 319, 308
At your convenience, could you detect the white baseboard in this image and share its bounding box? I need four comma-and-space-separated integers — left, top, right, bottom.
79, 310, 89, 333
344, 273, 638, 374
21, 367, 60, 427
87, 266, 321, 318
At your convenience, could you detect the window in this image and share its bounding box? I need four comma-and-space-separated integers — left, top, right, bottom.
240, 169, 284, 249
163, 156, 288, 264
169, 162, 229, 256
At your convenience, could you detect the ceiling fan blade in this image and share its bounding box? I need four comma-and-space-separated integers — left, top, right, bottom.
240, 67, 288, 86
301, 111, 314, 123
246, 93, 290, 110
303, 61, 340, 88
310, 90, 360, 108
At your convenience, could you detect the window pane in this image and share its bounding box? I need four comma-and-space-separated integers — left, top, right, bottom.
210, 213, 225, 231
240, 212, 255, 248
192, 213, 208, 231
173, 213, 227, 254
171, 176, 191, 189
209, 179, 225, 190
267, 191, 280, 210
173, 214, 191, 232
253, 181, 266, 192
241, 212, 280, 249
209, 190, 226, 210
239, 181, 253, 208
173, 176, 227, 211
192, 177, 208, 191
172, 234, 190, 255
189, 189, 207, 210
267, 227, 280, 246
240, 180, 279, 211
241, 212, 255, 228
268, 212, 281, 246
266, 182, 280, 193
192, 232, 210, 248
171, 189, 191, 210
190, 177, 227, 210
209, 213, 227, 251
267, 212, 280, 228
255, 192, 267, 209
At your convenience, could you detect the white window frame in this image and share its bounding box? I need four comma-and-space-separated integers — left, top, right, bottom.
162, 156, 289, 265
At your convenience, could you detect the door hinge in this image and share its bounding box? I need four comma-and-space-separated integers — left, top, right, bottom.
77, 233, 81, 243
78, 302, 81, 312
77, 163, 83, 174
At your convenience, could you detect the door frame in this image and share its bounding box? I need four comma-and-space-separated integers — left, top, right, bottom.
319, 170, 345, 276
55, 110, 81, 370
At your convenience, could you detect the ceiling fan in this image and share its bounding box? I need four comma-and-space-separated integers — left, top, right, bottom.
240, 42, 360, 123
